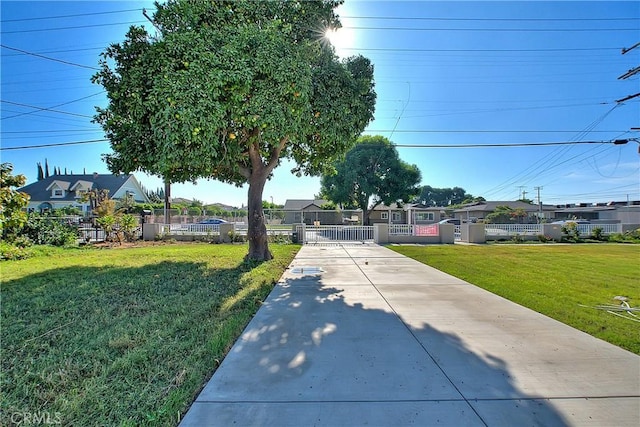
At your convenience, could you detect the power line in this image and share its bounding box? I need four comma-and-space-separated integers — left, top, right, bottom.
0, 44, 99, 70
4, 139, 634, 152
0, 20, 147, 34
1, 8, 143, 22
341, 15, 638, 22
394, 140, 632, 148
0, 139, 109, 151
341, 47, 619, 53
1, 100, 93, 119
365, 129, 626, 133
344, 25, 638, 33
1, 92, 104, 121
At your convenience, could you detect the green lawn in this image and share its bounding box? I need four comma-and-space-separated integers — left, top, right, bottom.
390, 244, 640, 354
1, 243, 299, 426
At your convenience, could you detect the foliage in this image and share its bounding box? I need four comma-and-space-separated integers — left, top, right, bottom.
484, 205, 528, 223
0, 241, 31, 261
561, 221, 581, 242
1, 244, 299, 426
320, 135, 421, 224
319, 201, 338, 210
390, 244, 640, 354
92, 0, 376, 260
56, 205, 82, 216
413, 185, 474, 207
608, 228, 640, 243
0, 163, 30, 240
591, 226, 604, 241
21, 214, 79, 247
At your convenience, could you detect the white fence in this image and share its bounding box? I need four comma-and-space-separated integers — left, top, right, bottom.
485, 224, 542, 237
389, 224, 441, 237
574, 223, 620, 235
162, 223, 222, 235
296, 225, 374, 243
484, 223, 622, 238
389, 224, 413, 235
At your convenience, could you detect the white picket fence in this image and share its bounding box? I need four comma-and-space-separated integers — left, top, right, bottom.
296, 225, 375, 243
484, 223, 622, 237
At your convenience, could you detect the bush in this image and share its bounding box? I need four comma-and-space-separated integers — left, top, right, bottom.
537, 234, 553, 243
561, 222, 581, 242
591, 226, 604, 241
608, 229, 640, 243
22, 214, 79, 247
0, 241, 31, 260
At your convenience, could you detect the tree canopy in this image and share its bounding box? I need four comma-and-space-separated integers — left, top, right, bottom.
320, 135, 421, 224
413, 185, 476, 207
0, 163, 30, 239
92, 0, 376, 260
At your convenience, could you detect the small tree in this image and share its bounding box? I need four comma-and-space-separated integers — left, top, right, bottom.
92, 0, 376, 260
320, 135, 421, 224
0, 163, 30, 240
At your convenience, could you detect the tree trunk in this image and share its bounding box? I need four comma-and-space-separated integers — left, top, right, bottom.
246, 172, 272, 261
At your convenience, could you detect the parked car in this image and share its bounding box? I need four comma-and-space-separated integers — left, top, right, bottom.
438, 218, 461, 225
185, 218, 228, 232
551, 220, 590, 225
198, 218, 228, 225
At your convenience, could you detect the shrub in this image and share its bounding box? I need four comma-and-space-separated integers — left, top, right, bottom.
591, 226, 604, 241
561, 222, 581, 242
0, 241, 31, 260
118, 213, 139, 242
22, 214, 78, 247
511, 233, 525, 243
608, 229, 640, 243
537, 234, 553, 243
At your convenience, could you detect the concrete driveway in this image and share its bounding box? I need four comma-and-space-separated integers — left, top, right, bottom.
180, 244, 640, 426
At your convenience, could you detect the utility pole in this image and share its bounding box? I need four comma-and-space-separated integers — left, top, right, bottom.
534, 186, 543, 222
517, 186, 526, 200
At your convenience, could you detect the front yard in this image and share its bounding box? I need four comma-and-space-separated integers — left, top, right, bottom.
1, 243, 299, 426
390, 244, 639, 354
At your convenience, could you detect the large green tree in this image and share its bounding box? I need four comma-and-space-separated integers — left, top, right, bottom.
0, 163, 30, 239
320, 135, 421, 224
414, 185, 474, 207
92, 0, 376, 260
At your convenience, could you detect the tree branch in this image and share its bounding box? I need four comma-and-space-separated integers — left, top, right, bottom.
266, 136, 288, 172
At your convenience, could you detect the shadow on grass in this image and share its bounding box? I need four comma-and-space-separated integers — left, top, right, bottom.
1, 259, 278, 427
181, 273, 570, 426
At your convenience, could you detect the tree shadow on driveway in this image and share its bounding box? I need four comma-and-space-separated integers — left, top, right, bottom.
184, 273, 570, 426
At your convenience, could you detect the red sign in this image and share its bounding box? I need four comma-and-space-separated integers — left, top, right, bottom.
415, 224, 439, 236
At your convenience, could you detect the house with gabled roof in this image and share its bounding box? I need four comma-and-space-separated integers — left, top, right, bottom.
368, 203, 446, 225
282, 199, 363, 225
20, 173, 149, 215
453, 200, 556, 223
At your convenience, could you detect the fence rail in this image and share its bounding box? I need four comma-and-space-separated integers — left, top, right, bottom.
485, 224, 542, 236
296, 225, 374, 243
483, 223, 622, 238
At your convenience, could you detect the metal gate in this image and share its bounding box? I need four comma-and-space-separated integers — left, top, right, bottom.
296, 225, 375, 244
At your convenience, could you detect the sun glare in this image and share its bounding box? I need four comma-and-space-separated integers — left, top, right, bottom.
324, 27, 354, 57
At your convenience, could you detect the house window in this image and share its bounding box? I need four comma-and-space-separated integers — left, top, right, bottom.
392, 212, 402, 222
76, 189, 87, 198
381, 212, 389, 220
415, 212, 434, 221
52, 189, 64, 198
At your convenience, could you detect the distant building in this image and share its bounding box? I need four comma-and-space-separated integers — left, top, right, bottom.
554, 201, 640, 224
20, 173, 149, 215
453, 200, 556, 223
369, 203, 445, 225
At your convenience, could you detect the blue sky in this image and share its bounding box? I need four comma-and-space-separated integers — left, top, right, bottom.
2, 1, 638, 207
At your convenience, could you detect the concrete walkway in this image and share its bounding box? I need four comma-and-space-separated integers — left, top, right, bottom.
181, 244, 640, 426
